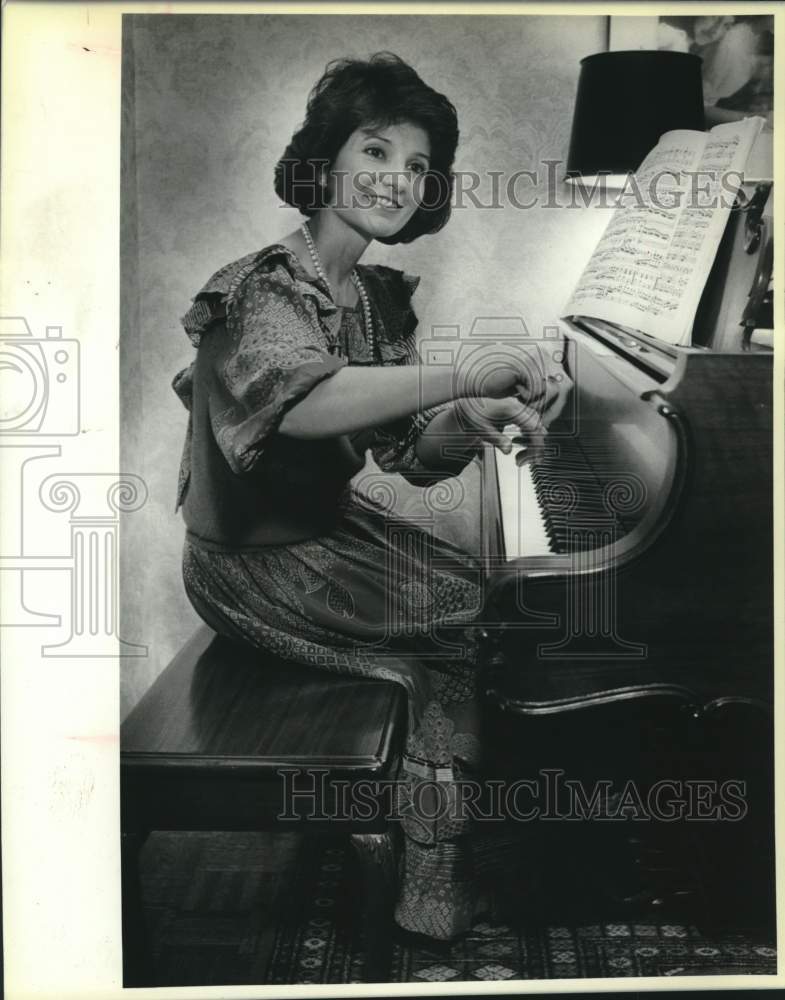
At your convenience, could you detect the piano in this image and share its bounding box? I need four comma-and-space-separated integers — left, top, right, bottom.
478, 184, 775, 918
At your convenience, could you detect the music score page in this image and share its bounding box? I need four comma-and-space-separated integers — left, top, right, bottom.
563, 117, 765, 345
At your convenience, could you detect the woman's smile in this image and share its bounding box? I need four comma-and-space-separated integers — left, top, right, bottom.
370, 194, 402, 210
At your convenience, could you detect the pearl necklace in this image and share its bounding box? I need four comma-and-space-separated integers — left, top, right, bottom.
300, 221, 375, 356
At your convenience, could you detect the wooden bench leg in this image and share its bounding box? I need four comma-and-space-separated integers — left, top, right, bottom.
350, 831, 397, 983
122, 829, 152, 986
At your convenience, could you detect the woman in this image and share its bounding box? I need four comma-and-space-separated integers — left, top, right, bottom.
173, 52, 562, 941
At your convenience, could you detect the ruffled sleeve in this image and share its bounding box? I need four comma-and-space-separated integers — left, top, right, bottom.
203, 265, 347, 476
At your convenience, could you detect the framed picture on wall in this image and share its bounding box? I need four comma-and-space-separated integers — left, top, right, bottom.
608, 14, 774, 128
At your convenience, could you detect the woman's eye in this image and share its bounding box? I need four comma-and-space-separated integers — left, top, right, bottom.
409, 162, 427, 175
364, 146, 385, 159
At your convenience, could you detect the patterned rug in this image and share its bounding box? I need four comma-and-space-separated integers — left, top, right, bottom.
137, 830, 776, 985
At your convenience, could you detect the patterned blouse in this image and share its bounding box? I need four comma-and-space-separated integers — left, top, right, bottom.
172, 244, 451, 550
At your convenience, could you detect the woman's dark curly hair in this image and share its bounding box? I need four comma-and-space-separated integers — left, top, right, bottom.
274, 52, 459, 244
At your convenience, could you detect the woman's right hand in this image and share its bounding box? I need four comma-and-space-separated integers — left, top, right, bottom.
454, 342, 548, 405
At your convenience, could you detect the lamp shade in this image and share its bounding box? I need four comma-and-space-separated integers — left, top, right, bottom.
566, 51, 705, 181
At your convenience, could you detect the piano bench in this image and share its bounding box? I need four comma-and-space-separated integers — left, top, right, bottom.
121, 626, 407, 986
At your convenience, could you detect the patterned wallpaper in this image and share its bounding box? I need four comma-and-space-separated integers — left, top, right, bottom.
120, 12, 608, 717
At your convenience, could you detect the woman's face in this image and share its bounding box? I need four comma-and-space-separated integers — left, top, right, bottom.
324, 121, 432, 240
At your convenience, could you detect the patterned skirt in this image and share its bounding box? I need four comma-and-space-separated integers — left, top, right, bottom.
182, 487, 501, 941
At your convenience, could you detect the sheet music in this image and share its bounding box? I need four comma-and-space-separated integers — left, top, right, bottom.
563, 118, 765, 345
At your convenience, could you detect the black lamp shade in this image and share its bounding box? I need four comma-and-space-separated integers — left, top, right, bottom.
566, 51, 706, 179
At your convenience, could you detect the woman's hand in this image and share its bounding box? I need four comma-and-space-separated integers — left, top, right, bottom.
453, 341, 573, 428
453, 396, 546, 457
454, 343, 548, 404
452, 360, 573, 457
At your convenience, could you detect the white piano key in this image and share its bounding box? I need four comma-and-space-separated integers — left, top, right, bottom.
494, 424, 553, 559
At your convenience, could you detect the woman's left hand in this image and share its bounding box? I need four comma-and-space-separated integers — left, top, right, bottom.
453, 369, 573, 458
453, 396, 546, 458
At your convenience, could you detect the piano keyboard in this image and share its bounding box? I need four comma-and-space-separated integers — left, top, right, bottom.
494, 425, 630, 559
